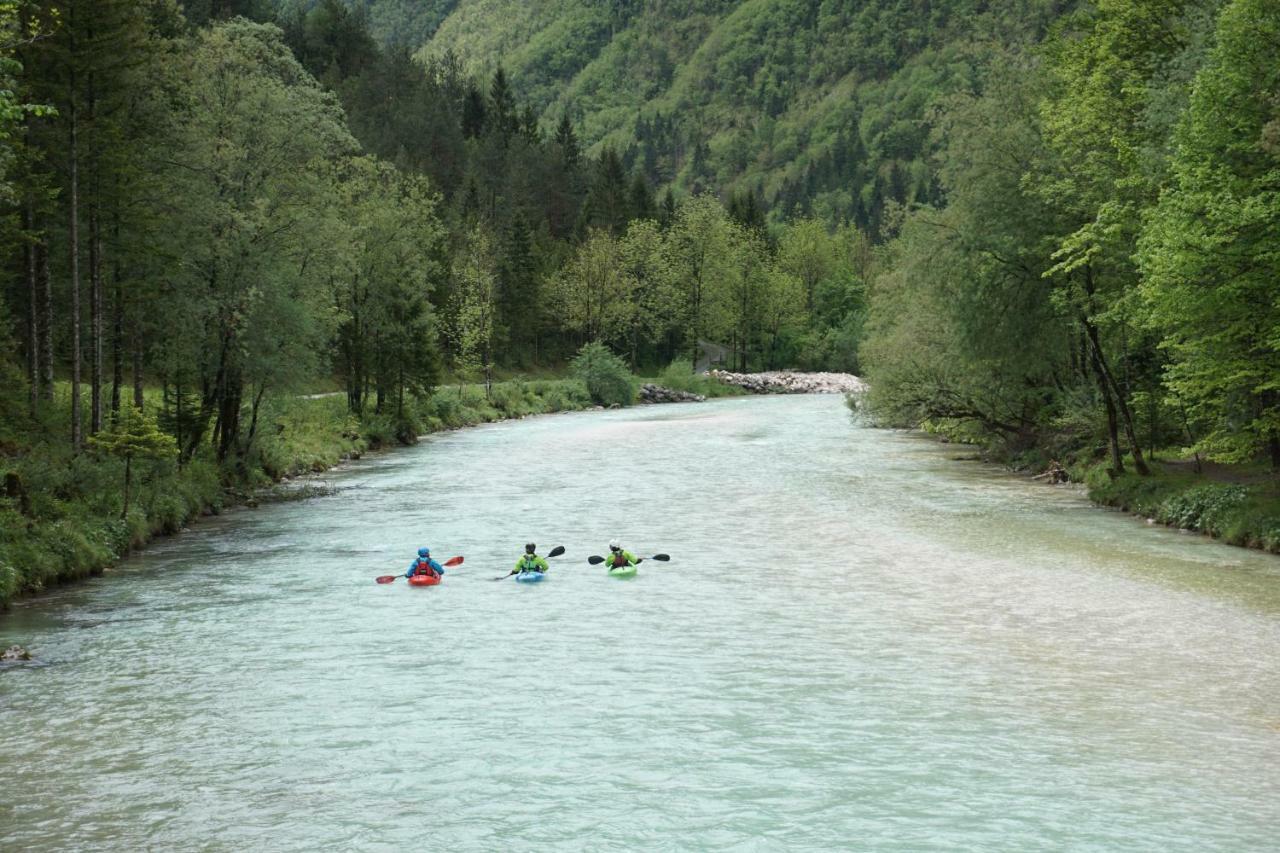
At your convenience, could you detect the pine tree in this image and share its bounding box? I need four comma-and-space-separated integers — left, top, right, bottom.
461, 84, 486, 138
88, 403, 177, 519
628, 173, 654, 222
553, 112, 580, 170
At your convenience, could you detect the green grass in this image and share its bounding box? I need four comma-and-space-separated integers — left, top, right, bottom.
643, 362, 745, 399
0, 375, 596, 608
1085, 459, 1280, 553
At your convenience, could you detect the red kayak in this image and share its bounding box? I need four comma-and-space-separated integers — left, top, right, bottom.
407, 573, 441, 587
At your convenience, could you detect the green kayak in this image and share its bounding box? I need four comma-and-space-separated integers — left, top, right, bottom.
607, 564, 638, 579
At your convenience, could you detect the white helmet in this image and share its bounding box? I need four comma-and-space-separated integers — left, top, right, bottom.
609, 540, 620, 550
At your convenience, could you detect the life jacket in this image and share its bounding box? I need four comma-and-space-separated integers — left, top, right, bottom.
520, 556, 541, 571
610, 552, 628, 567
414, 558, 437, 576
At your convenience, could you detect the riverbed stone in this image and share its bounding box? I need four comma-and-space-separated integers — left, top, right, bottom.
708, 370, 867, 394
638, 384, 706, 404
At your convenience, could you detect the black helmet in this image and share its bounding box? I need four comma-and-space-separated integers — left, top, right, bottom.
525, 542, 536, 554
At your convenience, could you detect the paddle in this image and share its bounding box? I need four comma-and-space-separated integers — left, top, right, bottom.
376, 555, 464, 584
493, 545, 565, 580
588, 553, 670, 566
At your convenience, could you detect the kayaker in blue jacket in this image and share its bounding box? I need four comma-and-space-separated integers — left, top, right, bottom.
406, 547, 444, 580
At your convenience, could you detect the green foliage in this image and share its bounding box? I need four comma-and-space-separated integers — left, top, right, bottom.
87, 405, 177, 462
1087, 465, 1280, 551
571, 341, 635, 406
401, 0, 1064, 235
1138, 0, 1280, 466
857, 0, 1280, 510
654, 361, 742, 399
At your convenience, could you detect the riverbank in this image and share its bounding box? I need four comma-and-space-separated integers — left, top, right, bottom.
1082, 460, 1280, 554
0, 377, 596, 609
859, 383, 1280, 558
916, 423, 1280, 556
709, 369, 867, 394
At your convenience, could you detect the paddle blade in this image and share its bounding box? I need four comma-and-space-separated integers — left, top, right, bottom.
375, 575, 399, 584
649, 554, 671, 561
547, 545, 565, 558
444, 556, 464, 567
587, 555, 605, 565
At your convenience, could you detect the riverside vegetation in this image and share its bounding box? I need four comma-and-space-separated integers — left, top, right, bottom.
2, 0, 1279, 605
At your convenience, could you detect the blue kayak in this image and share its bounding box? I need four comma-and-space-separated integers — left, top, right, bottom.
514, 571, 547, 583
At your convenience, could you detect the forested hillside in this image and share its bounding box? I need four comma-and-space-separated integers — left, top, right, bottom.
1, 0, 1278, 607
0, 0, 869, 602
272, 0, 1067, 235
424, 0, 1075, 230
863, 0, 1280, 548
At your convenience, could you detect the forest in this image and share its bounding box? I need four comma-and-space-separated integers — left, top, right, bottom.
0, 0, 1278, 604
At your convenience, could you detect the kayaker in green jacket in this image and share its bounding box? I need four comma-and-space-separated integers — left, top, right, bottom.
514, 543, 549, 574
605, 541, 637, 569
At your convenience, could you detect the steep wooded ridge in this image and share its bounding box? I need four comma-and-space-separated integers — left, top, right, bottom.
303, 0, 1070, 231
1, 0, 1278, 610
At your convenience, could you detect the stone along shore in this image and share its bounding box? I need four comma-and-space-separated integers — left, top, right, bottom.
708, 370, 868, 394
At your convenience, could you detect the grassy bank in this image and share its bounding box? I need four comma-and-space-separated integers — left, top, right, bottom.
1083, 460, 1280, 553
861, 401, 1280, 556
643, 362, 746, 399
0, 377, 595, 608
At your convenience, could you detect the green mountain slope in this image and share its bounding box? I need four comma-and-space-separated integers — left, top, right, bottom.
404, 0, 1068, 227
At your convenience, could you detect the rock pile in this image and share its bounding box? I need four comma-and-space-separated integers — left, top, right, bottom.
708, 370, 868, 394
638, 383, 706, 404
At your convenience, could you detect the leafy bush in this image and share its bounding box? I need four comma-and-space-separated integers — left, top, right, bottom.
655, 361, 744, 398
571, 342, 636, 406
1158, 485, 1248, 535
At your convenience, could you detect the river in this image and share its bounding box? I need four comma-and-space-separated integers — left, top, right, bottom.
2, 395, 1278, 850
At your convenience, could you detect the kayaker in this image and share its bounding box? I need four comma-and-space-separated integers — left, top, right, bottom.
514, 543, 549, 575
405, 547, 444, 580
605, 541, 637, 569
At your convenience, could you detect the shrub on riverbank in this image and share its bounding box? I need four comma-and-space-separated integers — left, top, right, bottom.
1086, 463, 1280, 552
651, 362, 745, 399
0, 376, 595, 609
571, 343, 636, 407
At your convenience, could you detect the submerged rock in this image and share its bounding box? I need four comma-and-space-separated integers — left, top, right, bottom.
638, 383, 706, 404
2, 645, 31, 662
708, 370, 867, 395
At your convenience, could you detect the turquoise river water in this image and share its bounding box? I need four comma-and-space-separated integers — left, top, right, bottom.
2, 395, 1279, 850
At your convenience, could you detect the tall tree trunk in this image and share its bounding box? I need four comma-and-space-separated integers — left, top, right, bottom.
1083, 317, 1150, 475
216, 369, 242, 462
111, 280, 123, 417
23, 205, 38, 413
174, 378, 183, 461
1088, 330, 1124, 477
111, 181, 125, 416
1270, 430, 1280, 473
131, 322, 144, 409
89, 201, 103, 433
88, 51, 102, 435
69, 56, 83, 451
121, 454, 132, 519
242, 383, 267, 460
39, 240, 53, 401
